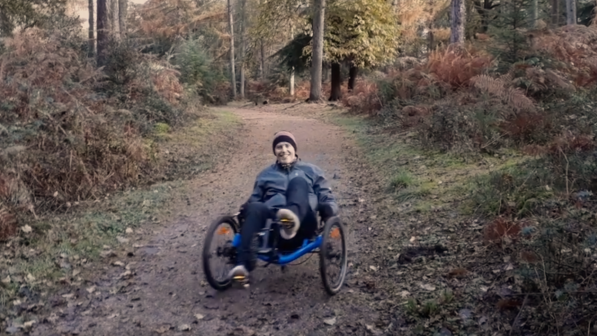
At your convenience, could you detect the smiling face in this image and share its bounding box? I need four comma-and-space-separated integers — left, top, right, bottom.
274, 141, 296, 165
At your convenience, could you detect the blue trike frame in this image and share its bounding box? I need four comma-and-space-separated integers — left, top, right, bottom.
231, 233, 323, 266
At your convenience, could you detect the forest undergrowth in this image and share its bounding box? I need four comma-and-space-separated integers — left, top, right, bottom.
0, 19, 242, 324
341, 24, 597, 336
260, 23, 597, 336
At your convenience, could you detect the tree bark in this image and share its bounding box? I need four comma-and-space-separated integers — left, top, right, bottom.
97, 0, 108, 66
450, 0, 466, 44
260, 41, 265, 80
110, 0, 117, 36
88, 0, 94, 57
532, 0, 539, 27
227, 0, 237, 99
551, 0, 558, 27
290, 24, 295, 96
259, 0, 266, 80
566, 0, 576, 25
309, 0, 326, 102
239, 0, 246, 99
329, 62, 342, 101
348, 66, 358, 91
118, 0, 127, 38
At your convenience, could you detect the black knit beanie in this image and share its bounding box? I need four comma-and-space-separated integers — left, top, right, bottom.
272, 131, 297, 154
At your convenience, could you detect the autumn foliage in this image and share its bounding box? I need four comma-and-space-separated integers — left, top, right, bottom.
0, 28, 190, 238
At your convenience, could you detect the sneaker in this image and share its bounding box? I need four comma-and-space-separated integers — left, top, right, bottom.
228, 265, 249, 282
276, 208, 300, 240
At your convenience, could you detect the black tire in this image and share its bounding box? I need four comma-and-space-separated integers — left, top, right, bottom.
202, 216, 239, 291
319, 216, 348, 295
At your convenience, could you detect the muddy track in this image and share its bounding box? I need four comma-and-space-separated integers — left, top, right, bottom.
32, 107, 399, 336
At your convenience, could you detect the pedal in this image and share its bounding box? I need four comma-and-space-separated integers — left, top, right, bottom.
233, 275, 250, 288
280, 218, 294, 228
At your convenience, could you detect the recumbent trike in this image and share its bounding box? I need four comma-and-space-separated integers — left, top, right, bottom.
201, 205, 348, 295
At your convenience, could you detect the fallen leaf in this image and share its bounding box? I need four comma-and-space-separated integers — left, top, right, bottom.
366, 324, 383, 335
369, 265, 378, 272
447, 268, 469, 279
194, 313, 205, 320
62, 294, 74, 299
178, 324, 191, 331
23, 321, 36, 328
420, 283, 436, 291
125, 228, 133, 234
112, 261, 125, 267
155, 326, 170, 334
21, 225, 32, 233
119, 270, 133, 280
400, 290, 410, 298
2, 276, 10, 284
86, 286, 96, 294
72, 269, 81, 277
480, 286, 489, 292
409, 236, 417, 243
323, 317, 336, 326
100, 250, 116, 258
497, 298, 522, 310
26, 273, 36, 282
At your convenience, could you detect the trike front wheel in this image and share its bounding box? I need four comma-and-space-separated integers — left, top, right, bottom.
202, 216, 239, 291
319, 216, 348, 295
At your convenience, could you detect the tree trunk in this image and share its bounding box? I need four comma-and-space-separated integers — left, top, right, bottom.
309, 0, 326, 102
227, 0, 237, 99
259, 0, 265, 80
110, 0, 117, 36
290, 24, 295, 96
348, 66, 358, 91
551, 0, 559, 27
532, 0, 539, 27
118, 0, 127, 38
290, 66, 295, 96
450, 0, 466, 44
329, 62, 342, 101
97, 0, 108, 66
566, 0, 576, 25
88, 0, 94, 57
239, 0, 246, 99
260, 41, 265, 80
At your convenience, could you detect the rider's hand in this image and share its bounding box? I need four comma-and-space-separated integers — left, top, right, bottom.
319, 203, 335, 220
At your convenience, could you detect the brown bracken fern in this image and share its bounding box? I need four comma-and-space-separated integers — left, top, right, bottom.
470, 74, 536, 114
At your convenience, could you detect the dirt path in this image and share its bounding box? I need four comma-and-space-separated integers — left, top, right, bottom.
31, 107, 397, 336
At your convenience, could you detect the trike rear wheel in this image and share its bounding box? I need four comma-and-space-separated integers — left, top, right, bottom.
202, 216, 239, 291
319, 216, 348, 295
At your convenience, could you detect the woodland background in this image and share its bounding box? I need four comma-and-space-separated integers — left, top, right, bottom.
1, 0, 597, 334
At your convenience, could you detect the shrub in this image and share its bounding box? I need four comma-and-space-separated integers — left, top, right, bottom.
173, 37, 228, 104
425, 45, 494, 89
0, 27, 185, 223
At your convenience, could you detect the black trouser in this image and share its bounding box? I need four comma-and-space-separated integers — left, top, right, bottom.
237, 177, 318, 271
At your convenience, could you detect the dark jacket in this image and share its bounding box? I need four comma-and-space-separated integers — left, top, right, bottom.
247, 158, 338, 216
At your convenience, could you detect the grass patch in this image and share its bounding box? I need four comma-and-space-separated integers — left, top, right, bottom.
390, 171, 415, 190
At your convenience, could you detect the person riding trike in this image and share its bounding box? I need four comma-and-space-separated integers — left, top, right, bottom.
201, 131, 348, 295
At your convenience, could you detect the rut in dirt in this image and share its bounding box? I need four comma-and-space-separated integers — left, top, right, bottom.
32, 107, 399, 336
